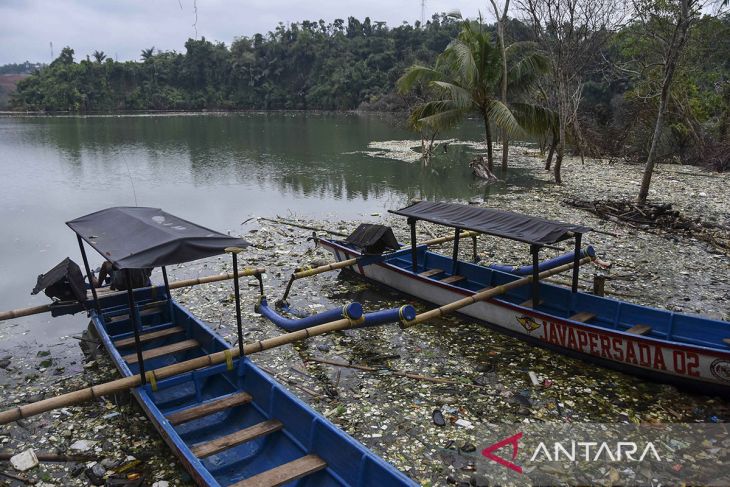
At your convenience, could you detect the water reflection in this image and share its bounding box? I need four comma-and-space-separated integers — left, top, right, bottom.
0, 112, 544, 346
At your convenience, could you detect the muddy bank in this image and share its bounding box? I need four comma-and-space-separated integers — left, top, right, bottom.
0, 144, 728, 486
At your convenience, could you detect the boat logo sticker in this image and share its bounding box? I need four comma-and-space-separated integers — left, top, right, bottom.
710, 359, 730, 383
517, 316, 541, 333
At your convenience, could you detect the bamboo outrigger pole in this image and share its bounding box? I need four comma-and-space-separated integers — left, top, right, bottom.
0, 268, 266, 322
0, 256, 590, 426
279, 231, 480, 302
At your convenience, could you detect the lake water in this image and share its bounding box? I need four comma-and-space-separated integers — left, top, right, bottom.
0, 112, 540, 349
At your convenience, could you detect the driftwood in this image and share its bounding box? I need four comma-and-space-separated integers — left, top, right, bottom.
256, 217, 349, 237
469, 156, 499, 181
565, 198, 729, 252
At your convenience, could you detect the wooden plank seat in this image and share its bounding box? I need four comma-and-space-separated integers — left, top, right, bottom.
520, 298, 544, 308
441, 275, 465, 284
232, 454, 327, 487
123, 339, 199, 364
166, 392, 252, 426
419, 268, 444, 278
105, 300, 168, 323
191, 419, 283, 458
569, 312, 596, 323
625, 324, 652, 336
114, 326, 185, 348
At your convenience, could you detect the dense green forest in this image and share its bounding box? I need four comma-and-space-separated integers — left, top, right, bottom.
9, 10, 730, 176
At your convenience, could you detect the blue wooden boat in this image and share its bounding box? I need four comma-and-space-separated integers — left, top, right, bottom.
55, 207, 415, 487
317, 201, 730, 397
88, 288, 414, 486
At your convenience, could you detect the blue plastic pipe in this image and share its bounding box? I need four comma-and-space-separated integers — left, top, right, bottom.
487, 246, 596, 275
257, 298, 416, 331
257, 298, 363, 331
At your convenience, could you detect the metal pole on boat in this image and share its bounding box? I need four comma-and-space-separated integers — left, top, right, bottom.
161, 266, 171, 298
125, 269, 147, 385
451, 228, 460, 275
531, 244, 540, 308
227, 247, 245, 357
76, 235, 101, 314
571, 233, 582, 293
408, 218, 417, 272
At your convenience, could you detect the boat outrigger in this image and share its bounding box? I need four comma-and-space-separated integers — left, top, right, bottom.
3, 207, 415, 487
316, 200, 730, 397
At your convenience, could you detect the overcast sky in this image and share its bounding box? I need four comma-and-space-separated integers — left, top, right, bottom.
0, 0, 492, 65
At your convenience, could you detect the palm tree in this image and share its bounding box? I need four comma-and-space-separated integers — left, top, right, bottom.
398, 20, 547, 174
140, 47, 155, 62
92, 50, 106, 63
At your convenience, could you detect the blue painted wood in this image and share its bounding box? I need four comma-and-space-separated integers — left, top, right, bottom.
89, 287, 415, 487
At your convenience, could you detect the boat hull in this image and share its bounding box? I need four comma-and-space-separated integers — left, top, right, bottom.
88, 286, 415, 486
319, 239, 730, 397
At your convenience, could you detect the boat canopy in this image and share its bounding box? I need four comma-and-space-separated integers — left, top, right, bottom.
390, 201, 590, 246
67, 207, 250, 269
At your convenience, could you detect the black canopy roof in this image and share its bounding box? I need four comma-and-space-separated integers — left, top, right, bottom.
390, 201, 590, 246
67, 207, 250, 269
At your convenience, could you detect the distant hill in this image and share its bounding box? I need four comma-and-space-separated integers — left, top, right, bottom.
0, 62, 44, 109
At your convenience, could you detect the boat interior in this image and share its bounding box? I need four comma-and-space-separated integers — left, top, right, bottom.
383, 246, 730, 351
91, 288, 408, 487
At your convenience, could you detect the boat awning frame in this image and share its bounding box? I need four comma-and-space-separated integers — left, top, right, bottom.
389, 201, 590, 247
66, 207, 250, 270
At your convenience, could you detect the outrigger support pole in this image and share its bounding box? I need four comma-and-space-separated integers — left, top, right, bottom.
471, 234, 478, 263
76, 235, 101, 314
226, 247, 245, 357
452, 228, 461, 275
572, 233, 582, 293
125, 269, 146, 385
408, 217, 418, 272
531, 244, 540, 308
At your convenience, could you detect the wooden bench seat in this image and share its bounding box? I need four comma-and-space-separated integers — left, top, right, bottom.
123, 339, 199, 364
441, 275, 465, 284
114, 326, 185, 348
191, 419, 283, 458
625, 324, 652, 335
166, 392, 252, 426
231, 454, 327, 487
419, 268, 444, 278
105, 300, 168, 323
569, 312, 596, 323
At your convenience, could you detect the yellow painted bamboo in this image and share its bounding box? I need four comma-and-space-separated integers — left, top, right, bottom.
0, 256, 590, 425
401, 256, 592, 328
0, 314, 361, 425
292, 231, 479, 280
0, 268, 265, 322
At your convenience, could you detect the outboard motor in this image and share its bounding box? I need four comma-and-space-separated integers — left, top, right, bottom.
31, 257, 86, 303
343, 223, 400, 255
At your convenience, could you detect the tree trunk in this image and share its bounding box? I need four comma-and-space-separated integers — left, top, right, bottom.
638, 0, 691, 205
545, 131, 558, 170
490, 0, 511, 172
484, 116, 494, 172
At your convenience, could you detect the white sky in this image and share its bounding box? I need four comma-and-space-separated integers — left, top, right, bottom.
0, 0, 492, 64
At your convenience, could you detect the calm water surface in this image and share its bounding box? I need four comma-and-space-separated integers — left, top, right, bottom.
0, 112, 539, 348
